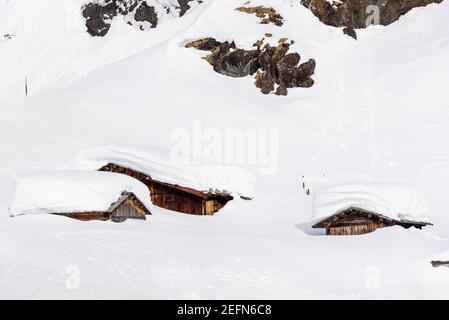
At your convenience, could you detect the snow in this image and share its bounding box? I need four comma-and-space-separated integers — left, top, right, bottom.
73, 144, 256, 197
312, 182, 430, 223
9, 170, 152, 216
0, 0, 448, 299
326, 0, 342, 5
0, 0, 196, 104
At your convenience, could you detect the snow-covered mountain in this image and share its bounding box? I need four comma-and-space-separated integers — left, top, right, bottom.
1, 0, 449, 299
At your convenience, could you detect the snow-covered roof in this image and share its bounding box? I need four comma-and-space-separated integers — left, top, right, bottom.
312, 182, 431, 223
9, 170, 153, 216
73, 144, 256, 198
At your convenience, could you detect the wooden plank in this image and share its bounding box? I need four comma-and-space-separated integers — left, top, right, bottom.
100, 163, 233, 215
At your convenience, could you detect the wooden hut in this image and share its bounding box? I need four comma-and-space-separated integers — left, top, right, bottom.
100, 163, 233, 215
55, 192, 150, 222
9, 170, 153, 223
312, 207, 432, 236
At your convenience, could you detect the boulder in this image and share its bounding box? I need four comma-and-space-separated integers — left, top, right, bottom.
186, 38, 316, 95
300, 0, 442, 29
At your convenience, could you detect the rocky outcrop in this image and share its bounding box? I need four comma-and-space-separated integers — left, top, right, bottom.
134, 2, 158, 29
82, 1, 120, 37
82, 0, 203, 37
235, 6, 284, 26
300, 0, 442, 28
177, 0, 201, 16
186, 38, 316, 95
185, 38, 222, 51
343, 26, 357, 39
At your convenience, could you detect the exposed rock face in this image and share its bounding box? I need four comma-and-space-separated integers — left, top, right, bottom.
235, 6, 284, 26
134, 2, 158, 28
185, 38, 222, 51
177, 0, 200, 16
82, 1, 119, 37
343, 26, 357, 39
300, 0, 442, 28
186, 38, 316, 95
82, 0, 202, 37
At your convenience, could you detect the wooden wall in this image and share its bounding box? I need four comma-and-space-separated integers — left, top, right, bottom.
54, 212, 109, 221
322, 208, 392, 235
53, 194, 148, 223
111, 196, 147, 222
100, 163, 233, 215
327, 223, 380, 235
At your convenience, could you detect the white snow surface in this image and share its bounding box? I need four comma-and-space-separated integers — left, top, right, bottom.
9, 170, 153, 216
312, 182, 430, 223
0, 0, 449, 299
74, 144, 256, 197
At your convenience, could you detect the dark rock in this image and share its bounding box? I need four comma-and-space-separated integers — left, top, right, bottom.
276, 53, 301, 88
82, 0, 203, 37
343, 26, 357, 39
255, 71, 276, 94
300, 0, 442, 29
177, 0, 198, 17
275, 84, 288, 96
235, 6, 284, 26
134, 2, 158, 27
185, 38, 223, 51
213, 49, 261, 77
185, 38, 316, 95
281, 53, 301, 68
297, 59, 316, 87
82, 1, 118, 37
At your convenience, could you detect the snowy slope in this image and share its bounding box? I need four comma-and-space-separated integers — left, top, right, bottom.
0, 0, 449, 299
0, 0, 195, 103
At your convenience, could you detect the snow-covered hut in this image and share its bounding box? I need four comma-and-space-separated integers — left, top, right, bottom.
9, 171, 152, 222
311, 182, 432, 235
73, 145, 255, 215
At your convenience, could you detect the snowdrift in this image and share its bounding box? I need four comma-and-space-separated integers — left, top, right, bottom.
9, 170, 153, 216
73, 144, 256, 198
312, 182, 431, 223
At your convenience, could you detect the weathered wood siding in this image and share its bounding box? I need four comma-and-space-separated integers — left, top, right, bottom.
100, 163, 232, 215
53, 193, 148, 223
111, 196, 147, 222
317, 208, 394, 236
314, 207, 431, 236
54, 212, 109, 221
327, 222, 380, 236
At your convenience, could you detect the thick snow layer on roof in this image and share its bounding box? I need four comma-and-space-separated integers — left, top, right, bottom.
9, 171, 152, 216
312, 182, 430, 223
73, 145, 256, 197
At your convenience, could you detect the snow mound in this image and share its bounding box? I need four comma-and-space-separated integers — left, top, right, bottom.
9, 170, 153, 216
73, 144, 256, 198
312, 182, 431, 223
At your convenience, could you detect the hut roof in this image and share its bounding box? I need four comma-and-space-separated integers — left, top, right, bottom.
106, 192, 150, 214
312, 206, 432, 229
9, 170, 153, 216
73, 144, 256, 198
312, 182, 431, 224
